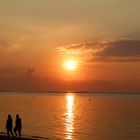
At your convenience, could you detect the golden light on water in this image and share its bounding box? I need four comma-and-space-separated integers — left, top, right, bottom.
65, 95, 75, 140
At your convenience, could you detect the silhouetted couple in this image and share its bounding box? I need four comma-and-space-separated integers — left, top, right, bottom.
6, 114, 22, 138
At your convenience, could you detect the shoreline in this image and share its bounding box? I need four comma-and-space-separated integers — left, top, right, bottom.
0, 135, 37, 140
0, 135, 49, 140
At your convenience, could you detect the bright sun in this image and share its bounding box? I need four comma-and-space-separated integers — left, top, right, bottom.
64, 60, 77, 71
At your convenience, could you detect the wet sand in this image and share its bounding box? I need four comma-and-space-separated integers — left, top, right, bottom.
0, 135, 50, 140
0, 136, 36, 140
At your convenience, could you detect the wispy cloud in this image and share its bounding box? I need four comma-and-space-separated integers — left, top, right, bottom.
57, 40, 108, 61
0, 37, 30, 54
57, 39, 140, 62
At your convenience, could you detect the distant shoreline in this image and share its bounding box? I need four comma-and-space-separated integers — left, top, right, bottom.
0, 90, 140, 94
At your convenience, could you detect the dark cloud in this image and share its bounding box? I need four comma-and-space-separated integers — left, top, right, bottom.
101, 40, 140, 57
0, 68, 114, 91
0, 73, 139, 92
0, 68, 139, 92
58, 39, 140, 62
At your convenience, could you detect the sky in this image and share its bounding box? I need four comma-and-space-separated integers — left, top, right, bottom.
0, 0, 140, 92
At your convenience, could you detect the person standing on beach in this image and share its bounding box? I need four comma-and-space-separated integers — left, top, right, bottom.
14, 114, 22, 138
6, 114, 14, 137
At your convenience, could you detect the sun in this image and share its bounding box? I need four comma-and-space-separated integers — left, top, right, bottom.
64, 60, 77, 71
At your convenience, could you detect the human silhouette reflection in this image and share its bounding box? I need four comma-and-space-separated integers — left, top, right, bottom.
6, 114, 14, 137
14, 114, 22, 138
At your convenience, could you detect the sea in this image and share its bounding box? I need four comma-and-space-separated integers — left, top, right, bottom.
0, 92, 140, 140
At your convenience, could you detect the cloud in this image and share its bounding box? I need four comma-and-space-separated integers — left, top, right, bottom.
0, 39, 12, 48
57, 40, 107, 62
0, 39, 17, 54
57, 39, 140, 62
0, 68, 139, 92
0, 38, 27, 54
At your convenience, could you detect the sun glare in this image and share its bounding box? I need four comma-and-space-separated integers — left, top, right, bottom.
64, 60, 77, 71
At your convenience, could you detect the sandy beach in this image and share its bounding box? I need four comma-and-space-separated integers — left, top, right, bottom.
0, 135, 37, 140
0, 135, 50, 140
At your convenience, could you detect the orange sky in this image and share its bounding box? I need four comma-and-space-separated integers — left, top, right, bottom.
0, 0, 140, 92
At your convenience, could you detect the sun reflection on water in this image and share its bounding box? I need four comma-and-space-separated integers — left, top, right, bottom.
65, 95, 75, 140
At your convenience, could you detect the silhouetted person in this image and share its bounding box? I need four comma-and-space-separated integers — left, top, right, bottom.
14, 114, 22, 138
6, 114, 14, 137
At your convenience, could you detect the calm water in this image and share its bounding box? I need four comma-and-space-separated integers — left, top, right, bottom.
0, 92, 140, 140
